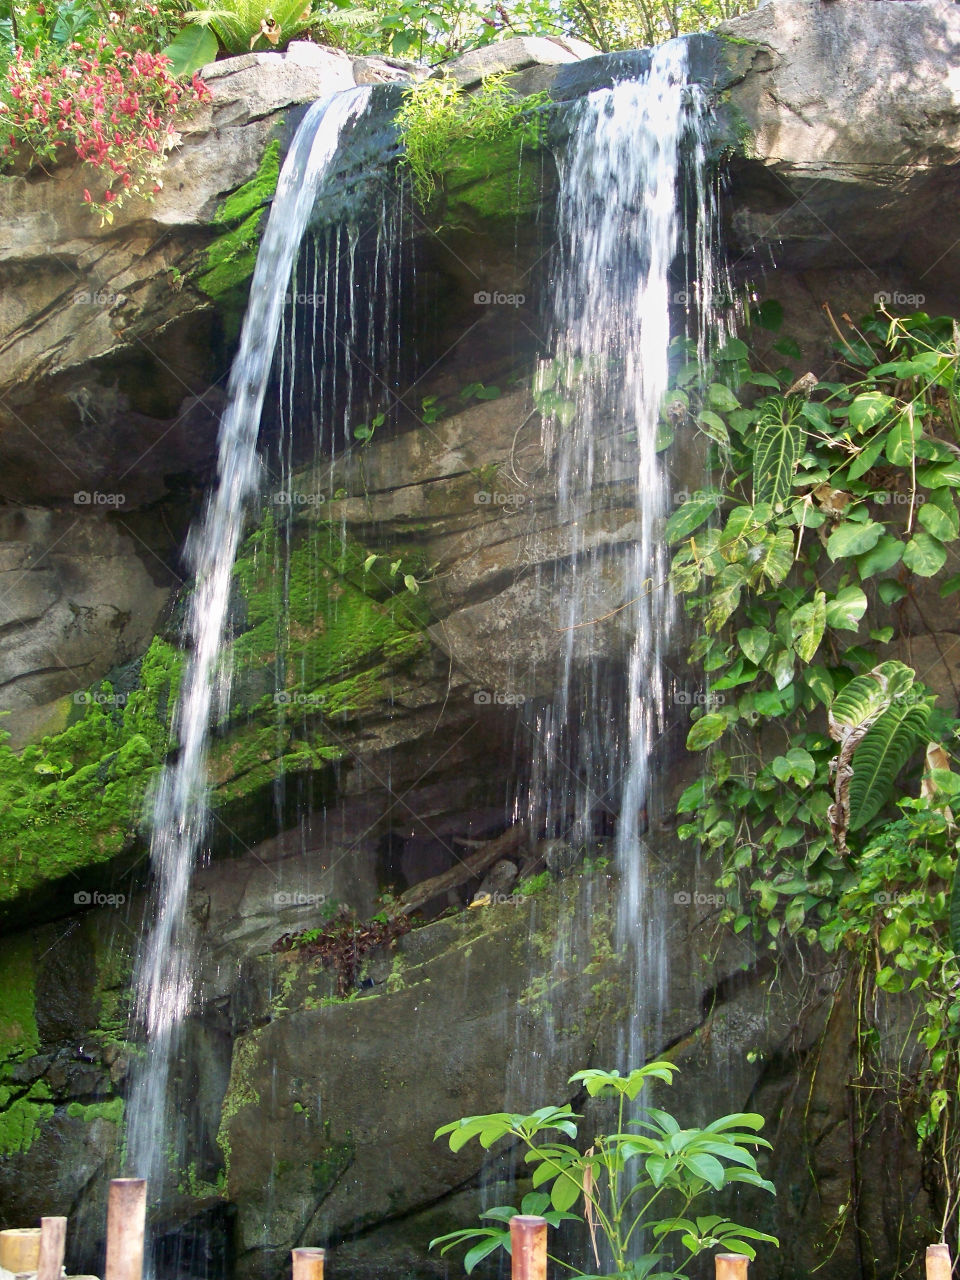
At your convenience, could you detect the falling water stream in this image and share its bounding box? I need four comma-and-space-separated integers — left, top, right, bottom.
529, 42, 713, 1063
125, 85, 373, 1199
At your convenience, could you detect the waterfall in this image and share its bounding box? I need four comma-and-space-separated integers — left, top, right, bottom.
521, 41, 715, 1075
125, 85, 373, 1200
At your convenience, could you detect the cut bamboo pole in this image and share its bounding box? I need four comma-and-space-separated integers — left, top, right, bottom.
510, 1215, 547, 1280
38, 1216, 67, 1280
292, 1247, 325, 1280
104, 1179, 147, 1280
927, 1244, 952, 1280
0, 1229, 41, 1273
715, 1254, 750, 1280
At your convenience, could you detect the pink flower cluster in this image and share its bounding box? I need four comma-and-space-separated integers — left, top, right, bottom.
0, 9, 211, 218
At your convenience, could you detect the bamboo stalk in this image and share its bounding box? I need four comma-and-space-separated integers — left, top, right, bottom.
927, 1244, 952, 1280
715, 1254, 750, 1280
510, 1215, 547, 1280
104, 1179, 147, 1280
38, 1216, 67, 1280
292, 1247, 325, 1280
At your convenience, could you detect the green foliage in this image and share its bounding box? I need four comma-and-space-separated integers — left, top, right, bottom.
668, 304, 960, 1185
396, 74, 548, 209
430, 1063, 777, 1277
176, 0, 320, 61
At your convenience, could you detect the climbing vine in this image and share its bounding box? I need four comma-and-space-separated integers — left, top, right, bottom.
667, 304, 960, 1235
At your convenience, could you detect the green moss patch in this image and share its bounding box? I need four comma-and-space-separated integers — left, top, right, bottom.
198, 137, 281, 300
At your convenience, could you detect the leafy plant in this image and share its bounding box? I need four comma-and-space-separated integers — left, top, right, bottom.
430, 1062, 778, 1277
0, 5, 211, 218
396, 73, 548, 207
665, 303, 960, 1229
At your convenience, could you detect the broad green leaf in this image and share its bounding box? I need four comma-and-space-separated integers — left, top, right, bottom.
665, 491, 721, 544
826, 520, 883, 561
750, 528, 795, 586
716, 337, 750, 361
550, 1172, 582, 1213
847, 432, 887, 480
884, 418, 920, 464
772, 747, 816, 785
804, 665, 834, 707
738, 627, 770, 665
790, 591, 826, 661
824, 585, 868, 631
903, 532, 947, 576
162, 22, 219, 76
918, 501, 959, 542
677, 779, 709, 813
708, 383, 741, 412
847, 391, 895, 433
752, 408, 805, 509
917, 461, 960, 488
686, 713, 727, 751
856, 534, 903, 579
464, 1236, 508, 1273
950, 858, 960, 957
683, 1152, 726, 1189
698, 410, 729, 446
848, 699, 932, 831
879, 580, 907, 604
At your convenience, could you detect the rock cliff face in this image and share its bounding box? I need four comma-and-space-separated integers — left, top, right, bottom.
0, 6, 959, 1278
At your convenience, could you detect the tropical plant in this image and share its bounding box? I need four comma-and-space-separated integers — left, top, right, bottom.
430, 1062, 778, 1277
163, 0, 321, 73
664, 302, 960, 1231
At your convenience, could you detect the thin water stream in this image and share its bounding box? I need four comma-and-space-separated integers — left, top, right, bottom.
125, 86, 373, 1200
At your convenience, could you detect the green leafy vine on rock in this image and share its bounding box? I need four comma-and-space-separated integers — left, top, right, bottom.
666, 303, 960, 1231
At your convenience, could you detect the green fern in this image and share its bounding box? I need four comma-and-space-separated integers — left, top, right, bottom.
186, 0, 316, 53
847, 698, 932, 832
752, 399, 805, 511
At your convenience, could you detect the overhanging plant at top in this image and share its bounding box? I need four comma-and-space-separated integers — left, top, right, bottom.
429, 1062, 778, 1278
163, 0, 322, 74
